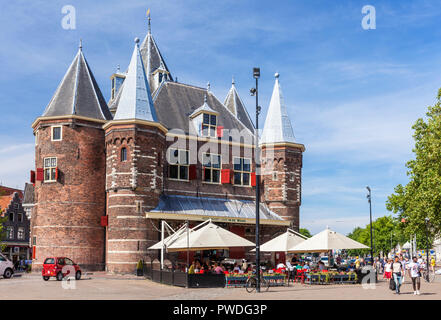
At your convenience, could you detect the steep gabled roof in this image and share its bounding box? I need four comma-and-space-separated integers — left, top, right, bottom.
260, 73, 296, 145
113, 39, 157, 122
153, 82, 253, 137
224, 78, 255, 132
189, 95, 218, 118
42, 45, 112, 121
140, 29, 173, 87
23, 183, 34, 205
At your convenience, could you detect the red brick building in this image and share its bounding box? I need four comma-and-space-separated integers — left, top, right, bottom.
30, 20, 304, 273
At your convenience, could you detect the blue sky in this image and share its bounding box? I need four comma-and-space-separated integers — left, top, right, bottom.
1, 0, 441, 234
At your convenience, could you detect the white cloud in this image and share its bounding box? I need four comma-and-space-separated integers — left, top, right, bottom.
0, 142, 34, 189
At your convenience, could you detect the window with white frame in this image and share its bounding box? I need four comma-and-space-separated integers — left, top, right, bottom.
201, 113, 217, 137
233, 157, 251, 186
202, 153, 221, 183
51, 126, 62, 141
17, 227, 24, 240
44, 157, 57, 182
7, 226, 14, 239
168, 149, 189, 180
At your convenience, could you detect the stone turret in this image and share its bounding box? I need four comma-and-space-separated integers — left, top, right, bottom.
31, 43, 112, 271
104, 38, 167, 273
260, 73, 305, 230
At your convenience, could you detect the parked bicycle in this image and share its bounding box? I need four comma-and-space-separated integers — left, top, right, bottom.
245, 272, 270, 293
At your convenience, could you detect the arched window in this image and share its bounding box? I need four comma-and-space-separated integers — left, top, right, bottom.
121, 147, 127, 162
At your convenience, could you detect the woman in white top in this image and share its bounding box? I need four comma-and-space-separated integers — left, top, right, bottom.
384, 259, 392, 279
408, 256, 422, 295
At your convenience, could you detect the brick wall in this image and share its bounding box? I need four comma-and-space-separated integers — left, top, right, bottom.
32, 118, 106, 271
105, 123, 165, 273
261, 145, 303, 230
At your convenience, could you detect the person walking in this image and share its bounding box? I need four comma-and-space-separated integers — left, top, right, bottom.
430, 256, 436, 273
384, 258, 392, 280
408, 256, 422, 295
392, 256, 403, 294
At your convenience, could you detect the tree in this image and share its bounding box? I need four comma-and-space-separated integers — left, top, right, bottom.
386, 88, 441, 247
346, 216, 406, 257
299, 228, 311, 238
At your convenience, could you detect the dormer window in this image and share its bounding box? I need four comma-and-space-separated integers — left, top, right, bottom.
202, 113, 217, 137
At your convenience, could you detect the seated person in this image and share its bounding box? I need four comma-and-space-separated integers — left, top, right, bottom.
188, 261, 196, 274
213, 262, 224, 274
276, 261, 286, 269
303, 262, 310, 271
233, 263, 241, 273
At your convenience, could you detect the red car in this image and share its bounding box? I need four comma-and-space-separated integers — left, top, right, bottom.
42, 257, 81, 281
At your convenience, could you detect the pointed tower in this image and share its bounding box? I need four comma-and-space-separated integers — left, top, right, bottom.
260, 73, 305, 230
139, 12, 173, 93
224, 78, 255, 132
108, 13, 172, 115
31, 43, 112, 271
103, 38, 167, 273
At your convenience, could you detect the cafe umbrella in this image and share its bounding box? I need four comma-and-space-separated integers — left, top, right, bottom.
252, 229, 307, 252
149, 220, 255, 252
287, 227, 369, 253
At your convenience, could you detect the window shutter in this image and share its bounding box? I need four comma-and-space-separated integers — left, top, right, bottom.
101, 216, 108, 227
189, 164, 197, 180
30, 170, 36, 184
55, 167, 59, 181
36, 168, 44, 181
251, 172, 256, 187
217, 126, 224, 138
221, 169, 231, 184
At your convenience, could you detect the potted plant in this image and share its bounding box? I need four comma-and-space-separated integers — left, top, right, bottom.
136, 260, 144, 276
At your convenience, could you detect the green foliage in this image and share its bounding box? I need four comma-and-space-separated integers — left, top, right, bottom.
386, 88, 441, 246
299, 228, 312, 238
347, 216, 409, 256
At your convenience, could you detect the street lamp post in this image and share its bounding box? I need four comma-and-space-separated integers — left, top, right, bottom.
424, 217, 430, 281
251, 67, 261, 292
366, 186, 374, 265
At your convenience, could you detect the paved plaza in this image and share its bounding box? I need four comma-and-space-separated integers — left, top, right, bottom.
1, 272, 440, 300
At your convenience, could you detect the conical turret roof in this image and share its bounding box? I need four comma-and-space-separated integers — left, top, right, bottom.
42, 44, 112, 121
224, 78, 255, 132
140, 27, 173, 87
260, 73, 296, 145
113, 38, 158, 122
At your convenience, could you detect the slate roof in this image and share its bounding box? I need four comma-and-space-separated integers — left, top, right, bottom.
153, 82, 253, 136
23, 183, 34, 205
140, 30, 173, 87
42, 47, 112, 121
113, 40, 157, 122
151, 194, 284, 222
224, 79, 255, 132
189, 95, 218, 118
260, 73, 296, 145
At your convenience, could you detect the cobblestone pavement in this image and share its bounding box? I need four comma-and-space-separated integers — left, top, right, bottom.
1, 273, 440, 300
